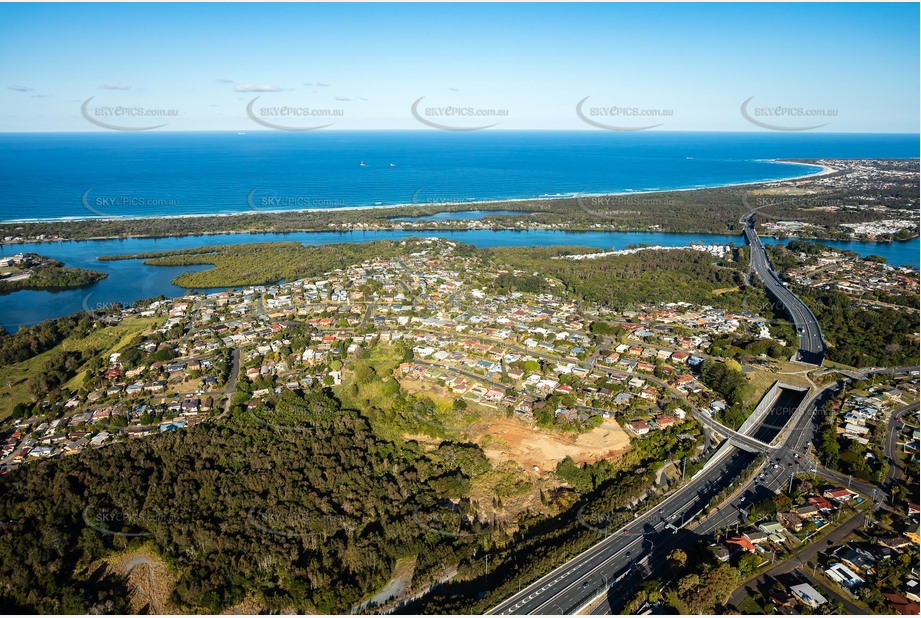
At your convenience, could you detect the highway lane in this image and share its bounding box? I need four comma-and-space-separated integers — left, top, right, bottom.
487, 444, 752, 615
749, 388, 807, 444
584, 448, 761, 614
484, 232, 907, 616
492, 380, 807, 615
491, 364, 870, 614
743, 216, 825, 366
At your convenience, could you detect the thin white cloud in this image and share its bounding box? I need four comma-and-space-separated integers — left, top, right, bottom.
235, 83, 282, 93
216, 78, 234, 83
8, 85, 33, 92
99, 82, 131, 90
316, 82, 331, 87
335, 96, 352, 102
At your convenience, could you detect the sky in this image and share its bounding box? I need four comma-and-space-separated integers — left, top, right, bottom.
0, 2, 918, 132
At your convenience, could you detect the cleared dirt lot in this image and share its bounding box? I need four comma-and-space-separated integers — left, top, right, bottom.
475, 417, 630, 473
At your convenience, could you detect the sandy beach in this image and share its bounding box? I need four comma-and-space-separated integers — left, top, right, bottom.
1, 159, 835, 226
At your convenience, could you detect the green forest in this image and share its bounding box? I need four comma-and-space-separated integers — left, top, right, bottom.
99, 240, 410, 288
0, 255, 106, 293
0, 380, 705, 615
488, 245, 754, 311
0, 388, 504, 613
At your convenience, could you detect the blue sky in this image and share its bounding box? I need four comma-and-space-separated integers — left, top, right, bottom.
1, 2, 918, 132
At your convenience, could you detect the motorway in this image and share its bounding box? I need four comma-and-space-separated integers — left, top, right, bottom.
743, 213, 825, 366
488, 392, 801, 615
486, 331, 912, 613
488, 444, 760, 615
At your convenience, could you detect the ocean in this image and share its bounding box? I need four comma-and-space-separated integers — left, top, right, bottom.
0, 131, 917, 221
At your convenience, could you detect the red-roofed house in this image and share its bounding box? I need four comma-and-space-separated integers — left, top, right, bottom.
808, 496, 836, 513
824, 488, 856, 503
627, 421, 650, 435
725, 536, 756, 553
883, 593, 921, 616
483, 388, 504, 402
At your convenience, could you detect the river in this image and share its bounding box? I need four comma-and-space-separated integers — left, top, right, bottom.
1, 229, 917, 332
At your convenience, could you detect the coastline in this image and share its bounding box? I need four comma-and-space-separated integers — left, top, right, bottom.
0, 159, 832, 226
4, 159, 915, 249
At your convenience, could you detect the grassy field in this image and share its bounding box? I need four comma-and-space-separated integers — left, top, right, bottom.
0, 316, 163, 418
332, 343, 407, 441
735, 595, 769, 614
742, 360, 814, 409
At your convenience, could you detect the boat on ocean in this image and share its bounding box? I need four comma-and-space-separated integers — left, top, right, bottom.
359, 161, 366, 167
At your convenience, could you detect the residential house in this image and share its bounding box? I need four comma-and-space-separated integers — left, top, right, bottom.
778, 512, 804, 532
808, 496, 836, 513
824, 488, 857, 503
743, 529, 770, 545
794, 504, 821, 520
627, 421, 650, 436
825, 563, 865, 588
790, 583, 827, 609
836, 546, 876, 575
883, 593, 921, 616
725, 536, 757, 553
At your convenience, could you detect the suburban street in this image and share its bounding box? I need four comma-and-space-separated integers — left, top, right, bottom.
886, 401, 918, 484
727, 513, 868, 615
484, 212, 912, 616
